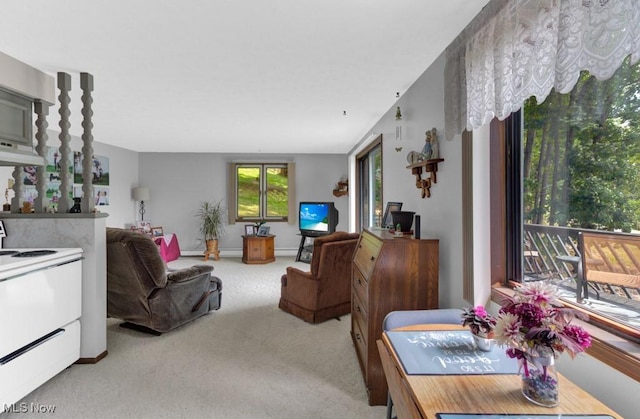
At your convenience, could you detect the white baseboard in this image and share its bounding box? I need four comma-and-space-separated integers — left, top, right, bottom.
180, 249, 298, 258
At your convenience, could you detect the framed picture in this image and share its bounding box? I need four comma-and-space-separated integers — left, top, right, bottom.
257, 225, 270, 236
136, 221, 151, 233
244, 224, 256, 236
151, 226, 164, 237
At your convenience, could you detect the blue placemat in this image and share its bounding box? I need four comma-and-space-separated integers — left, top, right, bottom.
436, 415, 614, 419
386, 330, 519, 375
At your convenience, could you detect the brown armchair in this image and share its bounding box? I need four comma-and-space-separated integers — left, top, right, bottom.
106, 228, 222, 334
279, 231, 360, 323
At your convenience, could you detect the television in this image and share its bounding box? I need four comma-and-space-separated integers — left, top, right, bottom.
299, 202, 339, 236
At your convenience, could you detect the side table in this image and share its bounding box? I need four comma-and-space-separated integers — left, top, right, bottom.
242, 234, 275, 264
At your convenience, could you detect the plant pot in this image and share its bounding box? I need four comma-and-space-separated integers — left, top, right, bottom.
204, 239, 220, 261
471, 333, 495, 352
391, 211, 415, 232
521, 354, 559, 407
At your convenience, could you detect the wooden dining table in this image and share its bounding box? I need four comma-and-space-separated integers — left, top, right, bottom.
377, 324, 621, 419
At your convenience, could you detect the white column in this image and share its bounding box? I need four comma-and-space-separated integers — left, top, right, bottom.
33, 101, 50, 213
57, 72, 72, 213
80, 73, 95, 214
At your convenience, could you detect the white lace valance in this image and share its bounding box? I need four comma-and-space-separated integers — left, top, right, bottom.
445, 0, 640, 140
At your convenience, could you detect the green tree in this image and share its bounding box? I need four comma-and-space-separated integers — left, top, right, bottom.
524, 57, 640, 232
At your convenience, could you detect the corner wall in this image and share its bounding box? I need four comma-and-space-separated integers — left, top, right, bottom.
352, 52, 465, 309
356, 51, 638, 418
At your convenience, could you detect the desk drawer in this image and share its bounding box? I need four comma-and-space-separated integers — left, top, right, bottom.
352, 267, 368, 307
352, 294, 368, 345
353, 232, 381, 279
351, 317, 367, 369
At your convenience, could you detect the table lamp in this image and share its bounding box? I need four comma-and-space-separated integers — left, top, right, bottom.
132, 187, 150, 221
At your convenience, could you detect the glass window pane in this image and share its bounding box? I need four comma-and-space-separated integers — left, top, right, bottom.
372, 147, 382, 227
522, 57, 640, 333
237, 166, 260, 218
360, 155, 371, 228
266, 166, 288, 218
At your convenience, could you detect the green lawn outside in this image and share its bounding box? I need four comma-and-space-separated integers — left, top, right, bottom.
237, 166, 288, 218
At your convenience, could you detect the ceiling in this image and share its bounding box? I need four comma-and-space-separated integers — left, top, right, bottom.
0, 1, 487, 154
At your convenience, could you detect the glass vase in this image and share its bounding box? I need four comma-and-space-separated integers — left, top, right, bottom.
521, 354, 559, 407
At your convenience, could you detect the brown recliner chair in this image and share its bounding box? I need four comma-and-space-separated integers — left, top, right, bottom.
279, 231, 360, 323
106, 228, 222, 334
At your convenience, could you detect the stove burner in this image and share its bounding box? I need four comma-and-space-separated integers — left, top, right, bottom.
12, 250, 58, 258
0, 250, 19, 256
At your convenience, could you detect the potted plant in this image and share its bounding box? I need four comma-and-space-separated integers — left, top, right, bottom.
196, 200, 226, 261
461, 305, 497, 351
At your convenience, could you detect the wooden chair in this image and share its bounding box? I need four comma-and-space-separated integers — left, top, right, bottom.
579, 231, 640, 302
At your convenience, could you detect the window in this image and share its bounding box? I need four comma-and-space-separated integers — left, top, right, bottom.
499, 57, 640, 340
356, 135, 382, 231
234, 163, 288, 222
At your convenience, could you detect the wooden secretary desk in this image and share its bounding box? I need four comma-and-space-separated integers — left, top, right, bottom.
350, 228, 439, 406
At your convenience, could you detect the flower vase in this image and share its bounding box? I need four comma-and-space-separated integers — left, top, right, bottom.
471, 333, 494, 352
521, 354, 559, 407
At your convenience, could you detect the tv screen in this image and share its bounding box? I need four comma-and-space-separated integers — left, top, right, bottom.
299, 202, 338, 235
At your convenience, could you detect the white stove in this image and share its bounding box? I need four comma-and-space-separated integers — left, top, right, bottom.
0, 247, 83, 406
0, 248, 82, 280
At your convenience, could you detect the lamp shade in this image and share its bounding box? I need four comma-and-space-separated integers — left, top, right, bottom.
132, 187, 150, 201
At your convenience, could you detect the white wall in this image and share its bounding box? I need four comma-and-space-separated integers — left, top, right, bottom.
0, 130, 139, 229
355, 51, 638, 418
352, 52, 465, 308
138, 152, 349, 255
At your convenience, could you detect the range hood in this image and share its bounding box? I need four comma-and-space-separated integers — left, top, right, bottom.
0, 142, 44, 166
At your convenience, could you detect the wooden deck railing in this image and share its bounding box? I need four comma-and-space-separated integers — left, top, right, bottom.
524, 224, 640, 304
523, 224, 581, 280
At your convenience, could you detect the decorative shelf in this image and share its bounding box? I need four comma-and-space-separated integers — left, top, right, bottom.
406, 158, 444, 198
332, 190, 348, 197
332, 179, 348, 197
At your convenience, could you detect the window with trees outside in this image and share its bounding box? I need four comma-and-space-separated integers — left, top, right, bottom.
234, 163, 288, 222
505, 56, 640, 340
356, 135, 382, 231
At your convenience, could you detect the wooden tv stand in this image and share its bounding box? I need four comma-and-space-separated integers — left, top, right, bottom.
295, 232, 326, 263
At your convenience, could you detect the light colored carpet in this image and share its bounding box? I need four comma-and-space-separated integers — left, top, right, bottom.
3, 256, 386, 418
